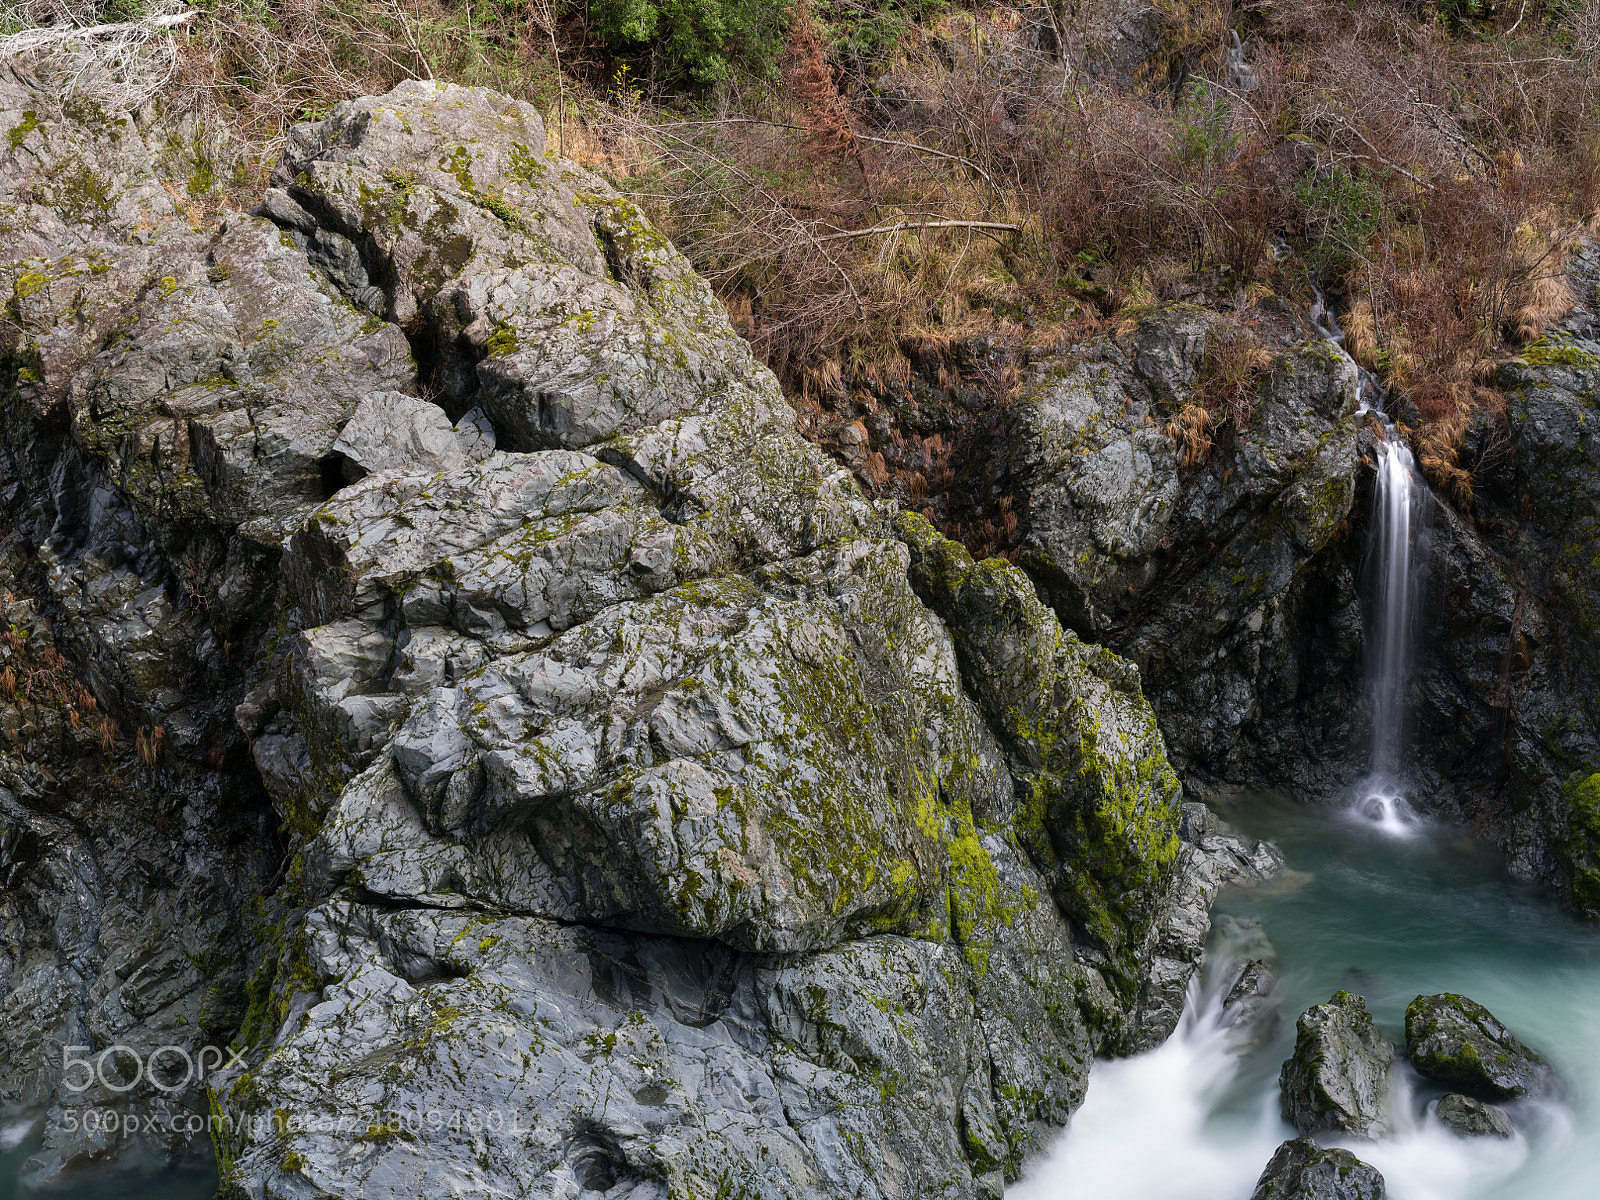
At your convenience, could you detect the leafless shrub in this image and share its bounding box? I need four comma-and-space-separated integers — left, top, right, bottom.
0, 0, 194, 109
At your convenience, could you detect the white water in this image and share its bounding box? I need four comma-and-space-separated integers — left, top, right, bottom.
1311, 293, 1431, 830
0, 1123, 32, 1155
1012, 799, 1600, 1200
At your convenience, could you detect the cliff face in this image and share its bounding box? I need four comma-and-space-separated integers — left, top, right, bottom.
0, 76, 1284, 1198
4, 63, 1598, 1199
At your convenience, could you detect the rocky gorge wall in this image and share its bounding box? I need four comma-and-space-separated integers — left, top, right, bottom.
0, 73, 1288, 1198
3, 62, 1600, 1200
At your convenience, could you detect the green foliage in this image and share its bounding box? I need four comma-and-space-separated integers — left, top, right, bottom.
585, 0, 791, 84
817, 0, 947, 60
1294, 164, 1385, 282
1171, 90, 1239, 170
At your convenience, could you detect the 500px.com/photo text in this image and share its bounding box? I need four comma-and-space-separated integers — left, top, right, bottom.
62, 1106, 531, 1140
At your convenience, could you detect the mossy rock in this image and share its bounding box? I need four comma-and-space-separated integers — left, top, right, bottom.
1404, 992, 1557, 1100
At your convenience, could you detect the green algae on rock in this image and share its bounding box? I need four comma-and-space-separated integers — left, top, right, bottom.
1404, 992, 1559, 1101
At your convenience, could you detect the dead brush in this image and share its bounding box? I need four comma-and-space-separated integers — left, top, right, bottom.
135, 724, 164, 767
1196, 326, 1272, 432
98, 715, 119, 753
1167, 404, 1214, 468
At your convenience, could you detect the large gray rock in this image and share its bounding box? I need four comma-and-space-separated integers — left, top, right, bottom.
0, 73, 1262, 1200
1404, 993, 1557, 1100
1279, 991, 1396, 1138
1005, 308, 1365, 798
194, 81, 1221, 1200
1250, 1138, 1386, 1200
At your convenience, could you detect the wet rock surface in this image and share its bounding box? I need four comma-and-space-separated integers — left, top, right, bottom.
1404, 992, 1558, 1101
1434, 1092, 1517, 1139
1279, 991, 1396, 1138
1003, 307, 1368, 799
1249, 1137, 1386, 1200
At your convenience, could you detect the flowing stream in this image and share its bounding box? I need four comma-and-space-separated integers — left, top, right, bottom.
1012, 795, 1600, 1200
0, 1124, 215, 1199
1013, 299, 1599, 1198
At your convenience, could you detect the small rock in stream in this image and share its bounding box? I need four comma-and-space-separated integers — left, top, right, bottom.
1434, 1092, 1517, 1139
1249, 1137, 1386, 1200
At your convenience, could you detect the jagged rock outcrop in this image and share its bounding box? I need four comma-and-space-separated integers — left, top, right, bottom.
1279, 991, 1396, 1139
1395, 244, 1600, 905
1404, 992, 1558, 1101
1003, 306, 1366, 797
1, 74, 1255, 1199
1249, 1137, 1386, 1200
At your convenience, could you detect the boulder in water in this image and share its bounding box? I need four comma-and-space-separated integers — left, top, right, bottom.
1434, 1093, 1516, 1139
1249, 1137, 1386, 1200
1224, 959, 1278, 1028
1279, 991, 1396, 1138
1404, 993, 1557, 1100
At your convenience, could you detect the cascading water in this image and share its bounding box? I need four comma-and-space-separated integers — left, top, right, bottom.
1011, 796, 1600, 1200
1311, 294, 1432, 831
1360, 420, 1430, 830
1011, 299, 1596, 1200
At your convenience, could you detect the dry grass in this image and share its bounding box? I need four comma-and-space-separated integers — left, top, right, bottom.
7, 0, 1599, 520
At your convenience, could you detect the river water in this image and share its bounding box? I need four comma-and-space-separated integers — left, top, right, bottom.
0, 1125, 214, 1200
1013, 794, 1600, 1200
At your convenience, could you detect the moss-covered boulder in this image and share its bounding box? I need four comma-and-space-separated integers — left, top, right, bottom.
201, 78, 1191, 1200
1249, 1138, 1386, 1200
1279, 991, 1396, 1138
1404, 993, 1558, 1100
894, 510, 1183, 987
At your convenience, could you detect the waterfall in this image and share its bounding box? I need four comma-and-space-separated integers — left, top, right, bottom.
1311, 294, 1431, 830
1358, 399, 1431, 830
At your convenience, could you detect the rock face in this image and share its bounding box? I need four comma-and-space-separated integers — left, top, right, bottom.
1401, 247, 1600, 908
1434, 1093, 1516, 1139
994, 256, 1600, 915
1004, 306, 1367, 798
1279, 992, 1396, 1138
1404, 993, 1557, 1100
0, 74, 1244, 1199
1249, 1138, 1386, 1200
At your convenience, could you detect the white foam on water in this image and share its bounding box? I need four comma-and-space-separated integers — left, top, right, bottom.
1351, 779, 1422, 838
0, 1116, 36, 1153
1010, 992, 1533, 1200
1009, 987, 1279, 1200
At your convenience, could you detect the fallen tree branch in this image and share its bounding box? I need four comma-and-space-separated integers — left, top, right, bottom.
809, 220, 1021, 244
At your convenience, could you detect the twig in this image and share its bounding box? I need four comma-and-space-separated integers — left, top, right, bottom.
808, 219, 1020, 245
1506, 0, 1529, 38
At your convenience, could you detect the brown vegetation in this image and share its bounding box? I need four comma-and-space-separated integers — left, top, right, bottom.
12, 0, 1598, 524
